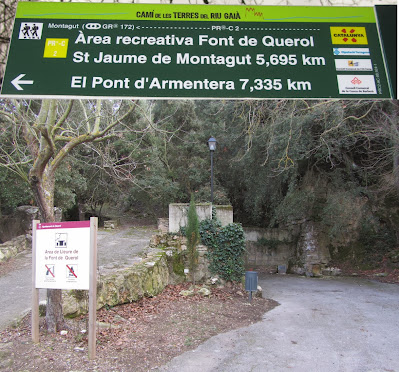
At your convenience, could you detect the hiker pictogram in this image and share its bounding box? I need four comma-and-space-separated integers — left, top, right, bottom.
31, 24, 39, 38
18, 22, 43, 40
22, 24, 30, 38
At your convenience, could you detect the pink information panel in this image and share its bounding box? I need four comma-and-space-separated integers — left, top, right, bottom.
35, 221, 90, 290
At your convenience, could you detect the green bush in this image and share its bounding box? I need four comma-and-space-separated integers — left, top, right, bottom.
199, 219, 246, 282
272, 189, 316, 225
358, 217, 396, 258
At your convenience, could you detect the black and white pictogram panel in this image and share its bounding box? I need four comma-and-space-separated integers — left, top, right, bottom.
19, 23, 43, 40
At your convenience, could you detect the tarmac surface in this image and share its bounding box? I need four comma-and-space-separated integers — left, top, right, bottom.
0, 225, 156, 330
159, 275, 399, 372
1, 229, 399, 372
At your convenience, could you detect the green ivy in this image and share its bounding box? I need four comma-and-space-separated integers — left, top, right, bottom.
212, 206, 217, 220
358, 217, 396, 258
199, 219, 246, 282
179, 225, 186, 237
199, 218, 221, 249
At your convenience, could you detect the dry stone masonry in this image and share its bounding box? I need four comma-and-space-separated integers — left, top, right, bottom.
62, 231, 213, 317
0, 235, 30, 262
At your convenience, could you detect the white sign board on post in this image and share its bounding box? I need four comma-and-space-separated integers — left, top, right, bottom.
32, 218, 97, 359
35, 221, 90, 290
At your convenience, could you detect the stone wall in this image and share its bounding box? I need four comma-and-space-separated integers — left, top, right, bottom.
63, 248, 170, 317
290, 221, 331, 276
0, 206, 39, 243
63, 233, 212, 317
0, 235, 30, 262
215, 205, 233, 226
168, 203, 234, 233
0, 206, 62, 243
244, 222, 333, 276
157, 218, 169, 234
244, 227, 294, 271
150, 232, 212, 284
169, 203, 212, 233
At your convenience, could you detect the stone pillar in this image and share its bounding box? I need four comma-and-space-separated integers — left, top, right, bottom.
168, 203, 212, 233
295, 222, 331, 276
215, 205, 233, 226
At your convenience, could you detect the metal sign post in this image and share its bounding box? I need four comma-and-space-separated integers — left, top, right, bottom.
1, 3, 394, 99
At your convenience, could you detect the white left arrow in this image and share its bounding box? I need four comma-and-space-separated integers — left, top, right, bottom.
11, 74, 34, 91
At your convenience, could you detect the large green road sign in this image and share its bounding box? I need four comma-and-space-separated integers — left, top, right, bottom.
0, 2, 394, 99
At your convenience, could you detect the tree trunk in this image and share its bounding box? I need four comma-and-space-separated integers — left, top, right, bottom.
78, 199, 86, 221
29, 171, 55, 223
390, 101, 399, 243
392, 149, 399, 244
394, 151, 399, 195
46, 289, 64, 333
30, 167, 65, 332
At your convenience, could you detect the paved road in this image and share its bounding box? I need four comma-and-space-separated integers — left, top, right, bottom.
0, 225, 156, 330
159, 275, 399, 372
0, 251, 41, 330
3, 233, 399, 372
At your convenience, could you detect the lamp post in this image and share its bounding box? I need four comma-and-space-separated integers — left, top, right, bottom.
208, 137, 217, 204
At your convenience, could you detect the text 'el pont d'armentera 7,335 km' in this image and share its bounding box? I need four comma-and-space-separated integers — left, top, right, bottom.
1, 3, 395, 99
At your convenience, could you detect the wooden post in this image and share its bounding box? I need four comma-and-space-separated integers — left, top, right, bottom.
88, 217, 98, 360
32, 220, 40, 343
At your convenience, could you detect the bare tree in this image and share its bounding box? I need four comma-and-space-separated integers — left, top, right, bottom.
0, 98, 140, 332
0, 0, 17, 86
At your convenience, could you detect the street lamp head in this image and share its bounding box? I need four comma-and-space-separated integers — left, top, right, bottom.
208, 137, 217, 151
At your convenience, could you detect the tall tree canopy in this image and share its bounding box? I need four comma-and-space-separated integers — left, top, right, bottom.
1, 96, 399, 329
0, 98, 145, 332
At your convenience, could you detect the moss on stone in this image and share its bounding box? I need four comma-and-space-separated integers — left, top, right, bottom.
63, 238, 201, 317
70, 289, 87, 302
172, 252, 185, 276
216, 205, 233, 210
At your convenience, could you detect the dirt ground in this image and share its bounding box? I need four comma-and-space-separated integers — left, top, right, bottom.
0, 282, 278, 372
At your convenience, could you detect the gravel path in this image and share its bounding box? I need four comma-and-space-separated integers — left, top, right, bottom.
97, 225, 158, 274
0, 225, 156, 330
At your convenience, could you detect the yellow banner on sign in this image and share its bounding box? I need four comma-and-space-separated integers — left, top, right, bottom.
330, 27, 368, 45
43, 39, 69, 58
